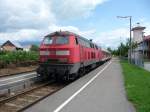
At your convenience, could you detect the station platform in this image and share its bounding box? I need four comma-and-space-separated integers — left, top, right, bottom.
24, 59, 135, 112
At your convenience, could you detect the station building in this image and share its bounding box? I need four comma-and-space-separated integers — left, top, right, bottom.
131, 23, 150, 71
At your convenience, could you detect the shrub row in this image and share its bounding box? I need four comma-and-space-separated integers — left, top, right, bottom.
0, 51, 39, 68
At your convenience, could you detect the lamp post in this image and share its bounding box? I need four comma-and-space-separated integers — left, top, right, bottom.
117, 16, 132, 63
120, 37, 122, 58
142, 32, 145, 67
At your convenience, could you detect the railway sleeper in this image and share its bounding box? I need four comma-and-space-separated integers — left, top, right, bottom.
5, 102, 24, 108
17, 98, 33, 103
26, 94, 42, 98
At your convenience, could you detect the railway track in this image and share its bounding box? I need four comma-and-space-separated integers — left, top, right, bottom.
0, 81, 65, 112
0, 70, 36, 78
0, 71, 40, 97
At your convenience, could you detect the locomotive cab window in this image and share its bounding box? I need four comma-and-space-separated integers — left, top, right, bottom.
43, 36, 69, 45
55, 36, 69, 44
43, 36, 53, 45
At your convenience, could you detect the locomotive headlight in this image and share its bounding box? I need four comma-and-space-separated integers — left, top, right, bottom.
56, 50, 70, 55
40, 51, 50, 55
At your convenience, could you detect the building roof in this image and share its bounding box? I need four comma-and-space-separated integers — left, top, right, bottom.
2, 40, 23, 48
144, 35, 150, 41
132, 26, 146, 31
13, 42, 23, 48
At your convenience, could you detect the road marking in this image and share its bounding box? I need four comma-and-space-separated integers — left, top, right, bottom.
0, 72, 36, 82
53, 61, 112, 112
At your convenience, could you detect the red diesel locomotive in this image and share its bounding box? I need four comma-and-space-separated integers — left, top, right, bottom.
37, 31, 111, 80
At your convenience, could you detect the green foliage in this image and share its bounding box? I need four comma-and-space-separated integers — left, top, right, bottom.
121, 60, 150, 112
107, 47, 112, 53
30, 45, 39, 51
0, 51, 39, 67
109, 38, 138, 56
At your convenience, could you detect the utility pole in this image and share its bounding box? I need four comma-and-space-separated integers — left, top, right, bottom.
117, 16, 132, 63
120, 37, 121, 58
142, 31, 145, 67
129, 17, 132, 63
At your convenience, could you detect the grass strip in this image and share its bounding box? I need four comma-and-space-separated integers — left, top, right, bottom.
121, 60, 150, 112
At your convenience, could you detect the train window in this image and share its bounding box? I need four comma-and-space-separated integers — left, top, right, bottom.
77, 37, 91, 48
91, 52, 93, 58
93, 52, 95, 58
86, 41, 91, 48
93, 52, 94, 58
88, 52, 90, 59
95, 45, 98, 49
43, 36, 53, 44
93, 44, 95, 49
78, 38, 82, 46
55, 36, 69, 44
75, 37, 78, 45
94, 45, 96, 49
79, 38, 85, 47
90, 43, 92, 48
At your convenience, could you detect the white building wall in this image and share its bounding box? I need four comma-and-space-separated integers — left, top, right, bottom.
133, 30, 143, 43
144, 62, 150, 72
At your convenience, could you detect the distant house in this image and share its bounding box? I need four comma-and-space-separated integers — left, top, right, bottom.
1, 40, 23, 51
143, 35, 150, 59
130, 24, 150, 71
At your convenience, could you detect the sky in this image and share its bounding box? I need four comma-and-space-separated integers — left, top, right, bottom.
0, 0, 150, 49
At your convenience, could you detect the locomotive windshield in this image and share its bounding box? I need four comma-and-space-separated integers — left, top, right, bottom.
43, 37, 53, 44
55, 36, 69, 44
43, 36, 69, 45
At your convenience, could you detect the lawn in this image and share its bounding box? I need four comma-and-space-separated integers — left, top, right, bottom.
121, 60, 150, 112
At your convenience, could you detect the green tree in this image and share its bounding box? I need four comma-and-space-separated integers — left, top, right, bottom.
30, 45, 39, 52
110, 38, 138, 57
107, 47, 112, 53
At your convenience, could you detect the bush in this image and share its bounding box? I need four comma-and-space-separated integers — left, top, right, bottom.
0, 51, 39, 68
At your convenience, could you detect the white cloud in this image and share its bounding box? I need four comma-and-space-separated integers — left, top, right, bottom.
48, 25, 96, 38
0, 0, 106, 31
51, 0, 107, 19
94, 28, 129, 49
0, 29, 42, 42
95, 21, 150, 49
0, 25, 95, 43
0, 0, 56, 31
143, 23, 150, 36
134, 18, 150, 36
0, 0, 107, 44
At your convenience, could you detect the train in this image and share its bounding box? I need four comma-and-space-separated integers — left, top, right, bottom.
37, 31, 111, 81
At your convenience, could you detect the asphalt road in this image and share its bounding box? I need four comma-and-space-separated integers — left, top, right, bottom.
24, 59, 135, 112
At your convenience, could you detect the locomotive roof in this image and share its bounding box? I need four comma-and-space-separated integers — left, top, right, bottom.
46, 31, 94, 44
101, 48, 111, 54
46, 31, 104, 50
46, 31, 76, 37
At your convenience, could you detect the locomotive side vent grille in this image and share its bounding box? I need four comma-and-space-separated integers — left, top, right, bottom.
47, 58, 68, 63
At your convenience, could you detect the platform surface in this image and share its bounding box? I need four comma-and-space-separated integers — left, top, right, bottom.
24, 59, 135, 112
